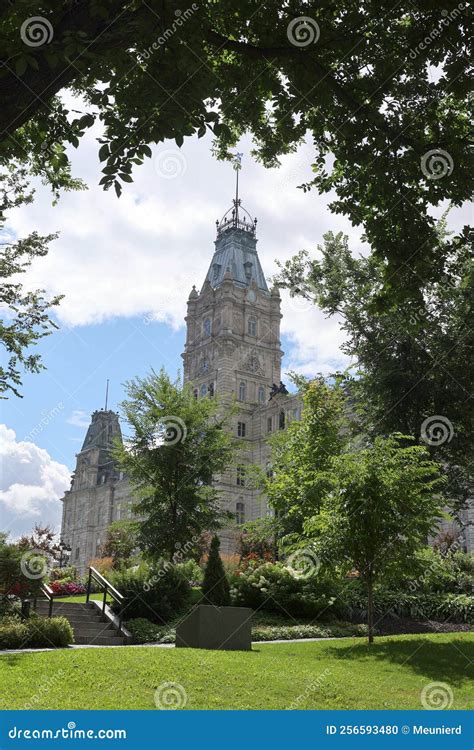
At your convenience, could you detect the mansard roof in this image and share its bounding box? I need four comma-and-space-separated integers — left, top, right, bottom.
203, 203, 269, 293
79, 409, 122, 453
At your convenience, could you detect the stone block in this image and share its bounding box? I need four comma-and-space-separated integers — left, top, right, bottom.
176, 605, 252, 651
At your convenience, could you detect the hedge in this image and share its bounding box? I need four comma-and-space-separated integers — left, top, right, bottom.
0, 615, 74, 649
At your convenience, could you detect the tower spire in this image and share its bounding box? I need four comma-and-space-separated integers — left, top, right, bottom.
232, 152, 243, 227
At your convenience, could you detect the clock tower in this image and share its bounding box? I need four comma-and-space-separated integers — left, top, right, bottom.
182, 196, 286, 551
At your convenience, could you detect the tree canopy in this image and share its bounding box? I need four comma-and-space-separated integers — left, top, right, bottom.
1, 0, 471, 299
274, 227, 473, 518
0, 167, 64, 397
265, 376, 346, 539
115, 369, 235, 560
305, 434, 445, 642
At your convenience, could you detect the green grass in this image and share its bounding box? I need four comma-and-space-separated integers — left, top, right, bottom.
0, 633, 472, 710
54, 593, 111, 603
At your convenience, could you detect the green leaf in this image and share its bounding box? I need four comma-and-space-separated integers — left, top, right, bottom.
98, 144, 109, 162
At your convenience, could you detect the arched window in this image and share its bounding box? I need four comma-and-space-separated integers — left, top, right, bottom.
203, 318, 211, 337
267, 416, 272, 433
248, 318, 257, 336
236, 466, 245, 487
258, 385, 265, 403
239, 381, 246, 401
208, 382, 215, 397
235, 501, 245, 525
193, 388, 198, 400
200, 383, 207, 398
279, 410, 286, 430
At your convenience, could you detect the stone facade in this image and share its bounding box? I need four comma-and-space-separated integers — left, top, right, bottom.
181, 207, 302, 552
61, 200, 302, 570
60, 410, 132, 572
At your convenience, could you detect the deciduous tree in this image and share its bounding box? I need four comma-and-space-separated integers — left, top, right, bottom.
305, 435, 445, 642
115, 369, 234, 561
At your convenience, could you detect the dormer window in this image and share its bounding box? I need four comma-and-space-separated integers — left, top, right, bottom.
212, 263, 221, 281
203, 318, 211, 337
258, 385, 265, 403
244, 260, 253, 279
238, 382, 246, 402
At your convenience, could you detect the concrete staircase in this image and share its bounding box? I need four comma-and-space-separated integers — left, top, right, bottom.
34, 600, 127, 646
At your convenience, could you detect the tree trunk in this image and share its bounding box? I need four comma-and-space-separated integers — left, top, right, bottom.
367, 577, 374, 644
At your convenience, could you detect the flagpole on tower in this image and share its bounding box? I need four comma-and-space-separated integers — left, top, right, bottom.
104, 379, 109, 411
232, 152, 243, 226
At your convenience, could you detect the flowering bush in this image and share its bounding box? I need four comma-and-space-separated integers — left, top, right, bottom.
49, 581, 86, 596
174, 559, 203, 586
239, 552, 274, 571
230, 562, 345, 619
49, 566, 77, 582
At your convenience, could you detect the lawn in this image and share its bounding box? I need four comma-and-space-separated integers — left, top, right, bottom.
0, 633, 472, 710
54, 593, 112, 603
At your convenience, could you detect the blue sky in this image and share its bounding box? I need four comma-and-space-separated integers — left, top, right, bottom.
2, 315, 298, 472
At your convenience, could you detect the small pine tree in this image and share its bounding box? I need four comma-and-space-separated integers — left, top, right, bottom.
202, 535, 231, 606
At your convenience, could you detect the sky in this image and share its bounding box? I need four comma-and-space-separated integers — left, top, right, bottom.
0, 106, 469, 540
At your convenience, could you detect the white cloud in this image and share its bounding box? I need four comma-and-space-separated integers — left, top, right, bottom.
7, 106, 471, 378
0, 424, 70, 537
66, 410, 91, 429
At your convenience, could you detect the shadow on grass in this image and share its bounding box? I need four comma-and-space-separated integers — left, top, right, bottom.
325, 636, 473, 687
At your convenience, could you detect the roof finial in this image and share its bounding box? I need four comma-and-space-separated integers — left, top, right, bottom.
232, 152, 243, 227
104, 379, 109, 411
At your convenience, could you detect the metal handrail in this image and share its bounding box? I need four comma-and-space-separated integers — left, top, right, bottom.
86, 567, 124, 633
33, 583, 54, 617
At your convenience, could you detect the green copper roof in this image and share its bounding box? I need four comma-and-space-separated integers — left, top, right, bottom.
203, 224, 269, 293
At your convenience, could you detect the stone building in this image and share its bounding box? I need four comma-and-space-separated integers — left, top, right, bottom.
60, 196, 473, 571
60, 197, 302, 571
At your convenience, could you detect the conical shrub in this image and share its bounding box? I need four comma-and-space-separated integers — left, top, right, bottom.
202, 535, 231, 606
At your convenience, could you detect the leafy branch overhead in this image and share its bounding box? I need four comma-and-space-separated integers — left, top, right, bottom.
0, 0, 471, 298
0, 168, 63, 398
